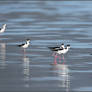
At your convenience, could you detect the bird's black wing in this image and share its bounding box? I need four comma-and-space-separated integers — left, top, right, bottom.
0, 28, 1, 31
18, 43, 25, 47
48, 46, 60, 50
58, 48, 63, 50
52, 48, 63, 51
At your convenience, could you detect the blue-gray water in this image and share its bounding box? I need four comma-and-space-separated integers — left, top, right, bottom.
0, 1, 92, 92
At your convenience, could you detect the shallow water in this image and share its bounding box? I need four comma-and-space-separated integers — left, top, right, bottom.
0, 1, 92, 92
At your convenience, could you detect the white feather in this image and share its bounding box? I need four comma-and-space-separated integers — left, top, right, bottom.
0, 24, 6, 33
21, 40, 30, 48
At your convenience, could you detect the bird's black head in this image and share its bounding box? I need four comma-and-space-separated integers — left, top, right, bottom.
61, 43, 64, 45
26, 39, 30, 43
26, 39, 30, 41
67, 44, 70, 48
3, 24, 6, 27
67, 44, 70, 46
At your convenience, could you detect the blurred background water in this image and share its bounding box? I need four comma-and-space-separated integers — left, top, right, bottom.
0, 1, 92, 92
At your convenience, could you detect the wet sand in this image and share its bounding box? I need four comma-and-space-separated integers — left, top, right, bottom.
0, 1, 92, 92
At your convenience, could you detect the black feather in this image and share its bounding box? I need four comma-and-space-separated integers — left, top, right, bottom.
18, 43, 25, 47
48, 47, 59, 49
48, 47, 60, 51
48, 46, 64, 51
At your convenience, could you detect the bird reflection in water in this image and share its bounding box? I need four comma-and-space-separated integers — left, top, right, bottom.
52, 63, 70, 92
23, 53, 31, 87
0, 43, 6, 69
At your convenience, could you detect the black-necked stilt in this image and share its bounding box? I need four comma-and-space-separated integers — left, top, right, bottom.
0, 24, 6, 33
18, 39, 30, 49
18, 39, 30, 54
50, 44, 70, 65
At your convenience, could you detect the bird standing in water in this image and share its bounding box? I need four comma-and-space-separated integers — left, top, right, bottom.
49, 44, 70, 65
18, 39, 30, 53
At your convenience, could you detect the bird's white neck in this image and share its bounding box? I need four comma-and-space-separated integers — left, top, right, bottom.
66, 47, 70, 51
26, 41, 30, 45
2, 24, 6, 29
61, 45, 64, 48
0, 24, 6, 33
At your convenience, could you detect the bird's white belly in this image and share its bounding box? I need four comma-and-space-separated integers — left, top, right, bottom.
0, 29, 5, 33
57, 49, 67, 54
57, 50, 64, 54
22, 44, 28, 48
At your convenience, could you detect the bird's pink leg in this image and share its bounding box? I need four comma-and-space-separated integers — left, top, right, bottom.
62, 55, 65, 64
54, 55, 58, 64
63, 55, 64, 60
58, 56, 61, 63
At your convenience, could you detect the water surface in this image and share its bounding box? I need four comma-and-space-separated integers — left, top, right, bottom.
0, 1, 92, 92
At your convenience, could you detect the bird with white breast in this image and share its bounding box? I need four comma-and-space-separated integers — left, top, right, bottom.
18, 39, 30, 49
54, 44, 70, 55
